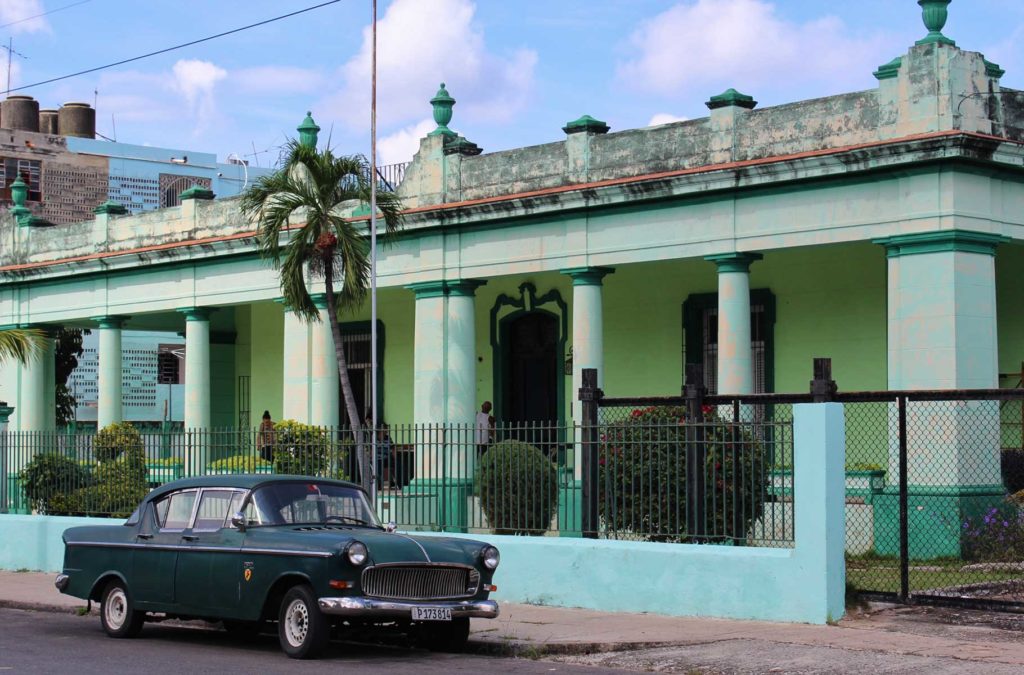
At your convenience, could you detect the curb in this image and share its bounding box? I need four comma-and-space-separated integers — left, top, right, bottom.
0, 599, 93, 615
467, 638, 685, 657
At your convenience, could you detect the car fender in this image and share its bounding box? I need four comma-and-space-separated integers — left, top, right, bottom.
87, 569, 131, 602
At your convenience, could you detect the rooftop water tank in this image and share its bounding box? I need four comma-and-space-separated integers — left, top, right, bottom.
39, 109, 59, 135
58, 102, 95, 139
2, 95, 40, 132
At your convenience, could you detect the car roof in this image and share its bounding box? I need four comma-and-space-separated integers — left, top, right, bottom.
146, 474, 364, 502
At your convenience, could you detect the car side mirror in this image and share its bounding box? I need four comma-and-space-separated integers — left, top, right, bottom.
385, 521, 397, 533
231, 512, 247, 532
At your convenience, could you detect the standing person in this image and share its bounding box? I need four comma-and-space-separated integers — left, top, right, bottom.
258, 410, 275, 463
475, 401, 494, 456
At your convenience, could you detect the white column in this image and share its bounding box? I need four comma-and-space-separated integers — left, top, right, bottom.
179, 308, 211, 430
410, 282, 447, 427
310, 295, 339, 427
95, 315, 127, 429
446, 281, 484, 482
706, 253, 762, 395
563, 268, 613, 429
19, 330, 54, 432
282, 306, 311, 423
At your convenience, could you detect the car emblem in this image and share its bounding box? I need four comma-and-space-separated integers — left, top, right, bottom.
244, 568, 253, 582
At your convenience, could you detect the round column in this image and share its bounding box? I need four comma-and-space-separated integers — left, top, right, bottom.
95, 315, 128, 429
20, 329, 54, 432
562, 267, 614, 427
309, 294, 340, 427
706, 253, 762, 395
179, 308, 212, 430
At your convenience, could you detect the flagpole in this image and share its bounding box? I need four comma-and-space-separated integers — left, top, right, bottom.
369, 0, 379, 501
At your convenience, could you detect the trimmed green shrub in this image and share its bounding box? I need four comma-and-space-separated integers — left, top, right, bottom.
209, 454, 273, 473
599, 406, 768, 543
20, 453, 95, 514
272, 420, 333, 476
147, 457, 184, 467
477, 440, 558, 535
93, 422, 143, 463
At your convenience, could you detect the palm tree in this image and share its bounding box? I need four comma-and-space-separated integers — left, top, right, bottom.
240, 137, 403, 490
0, 327, 45, 365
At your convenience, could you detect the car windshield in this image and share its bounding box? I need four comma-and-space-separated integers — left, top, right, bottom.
247, 482, 381, 528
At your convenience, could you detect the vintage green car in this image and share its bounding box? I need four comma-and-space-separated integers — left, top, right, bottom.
55, 475, 500, 659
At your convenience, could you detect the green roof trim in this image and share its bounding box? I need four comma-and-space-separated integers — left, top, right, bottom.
984, 59, 1005, 79
874, 230, 1009, 258
93, 200, 129, 216
562, 114, 610, 135
179, 186, 215, 201
706, 88, 757, 111
443, 134, 482, 156
873, 57, 902, 81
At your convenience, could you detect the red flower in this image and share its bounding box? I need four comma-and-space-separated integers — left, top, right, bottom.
701, 404, 713, 415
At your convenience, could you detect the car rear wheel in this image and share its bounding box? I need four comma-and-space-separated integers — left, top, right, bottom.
277, 585, 330, 659
99, 580, 144, 638
415, 616, 470, 653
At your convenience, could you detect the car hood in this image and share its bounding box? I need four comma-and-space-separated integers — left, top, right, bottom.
243, 526, 490, 566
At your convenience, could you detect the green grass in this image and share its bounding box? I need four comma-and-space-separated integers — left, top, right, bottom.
846, 553, 1023, 594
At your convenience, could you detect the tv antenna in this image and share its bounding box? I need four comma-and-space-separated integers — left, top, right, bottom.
2, 38, 27, 96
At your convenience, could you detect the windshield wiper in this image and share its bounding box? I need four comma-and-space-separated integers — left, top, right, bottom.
324, 516, 374, 527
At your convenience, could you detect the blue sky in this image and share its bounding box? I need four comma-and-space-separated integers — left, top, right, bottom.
3, 0, 1023, 168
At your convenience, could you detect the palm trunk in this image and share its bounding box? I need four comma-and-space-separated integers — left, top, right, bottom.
324, 270, 371, 492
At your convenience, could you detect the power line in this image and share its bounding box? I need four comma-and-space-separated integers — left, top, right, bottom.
8, 0, 343, 93
0, 0, 93, 30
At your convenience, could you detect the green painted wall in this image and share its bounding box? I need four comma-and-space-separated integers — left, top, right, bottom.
234, 304, 252, 426
210, 343, 235, 428
758, 243, 887, 393
336, 288, 416, 425
997, 244, 1024, 449
249, 301, 284, 421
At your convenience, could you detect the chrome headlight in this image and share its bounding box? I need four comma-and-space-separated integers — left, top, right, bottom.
347, 541, 368, 566
482, 545, 500, 570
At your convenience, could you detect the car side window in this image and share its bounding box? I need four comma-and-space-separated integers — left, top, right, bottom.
156, 490, 198, 530
193, 490, 236, 531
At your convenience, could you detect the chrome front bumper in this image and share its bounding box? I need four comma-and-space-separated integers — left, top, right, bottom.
318, 597, 499, 619
54, 574, 69, 592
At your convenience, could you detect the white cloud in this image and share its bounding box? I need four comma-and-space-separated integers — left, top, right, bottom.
0, 0, 50, 34
324, 0, 537, 134
648, 113, 689, 126
378, 118, 435, 166
618, 0, 891, 101
172, 59, 227, 133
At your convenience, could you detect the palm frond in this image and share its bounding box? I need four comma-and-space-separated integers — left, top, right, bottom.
0, 328, 45, 365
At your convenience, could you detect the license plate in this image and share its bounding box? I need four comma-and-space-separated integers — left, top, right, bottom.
412, 606, 452, 621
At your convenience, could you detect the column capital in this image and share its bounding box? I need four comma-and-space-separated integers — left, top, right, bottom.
92, 315, 130, 329
310, 293, 331, 309
406, 279, 486, 299
561, 267, 615, 286
873, 230, 1009, 258
705, 252, 763, 273
0, 403, 13, 424
178, 306, 213, 321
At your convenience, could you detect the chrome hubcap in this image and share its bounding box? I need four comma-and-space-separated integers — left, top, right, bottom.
284, 598, 309, 647
106, 588, 127, 630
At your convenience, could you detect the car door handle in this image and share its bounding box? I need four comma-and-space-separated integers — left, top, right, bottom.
181, 535, 199, 542
137, 534, 153, 540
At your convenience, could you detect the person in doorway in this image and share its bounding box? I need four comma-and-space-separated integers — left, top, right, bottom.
476, 401, 495, 456
258, 410, 275, 463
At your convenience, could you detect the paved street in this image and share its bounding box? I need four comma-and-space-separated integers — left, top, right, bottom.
0, 607, 630, 675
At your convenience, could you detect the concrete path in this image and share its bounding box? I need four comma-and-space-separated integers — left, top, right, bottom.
2, 571, 1023, 672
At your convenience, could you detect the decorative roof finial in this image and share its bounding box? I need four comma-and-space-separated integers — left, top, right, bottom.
297, 111, 320, 148
9, 175, 33, 227
429, 83, 456, 137
917, 0, 955, 46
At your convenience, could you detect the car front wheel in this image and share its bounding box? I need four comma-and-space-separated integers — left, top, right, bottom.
278, 585, 330, 659
99, 580, 144, 638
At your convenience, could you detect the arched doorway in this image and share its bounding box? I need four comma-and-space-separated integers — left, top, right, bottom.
500, 311, 560, 425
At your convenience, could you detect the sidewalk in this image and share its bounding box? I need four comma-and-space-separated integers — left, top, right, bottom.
3, 570, 1023, 672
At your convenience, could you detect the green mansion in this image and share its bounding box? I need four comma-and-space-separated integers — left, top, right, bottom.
1, 2, 1022, 547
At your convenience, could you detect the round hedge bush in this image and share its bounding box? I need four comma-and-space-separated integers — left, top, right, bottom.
93, 421, 143, 463
599, 406, 768, 543
477, 439, 558, 535
20, 453, 95, 514
272, 420, 333, 476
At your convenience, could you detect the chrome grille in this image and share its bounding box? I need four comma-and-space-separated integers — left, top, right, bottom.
361, 565, 480, 600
